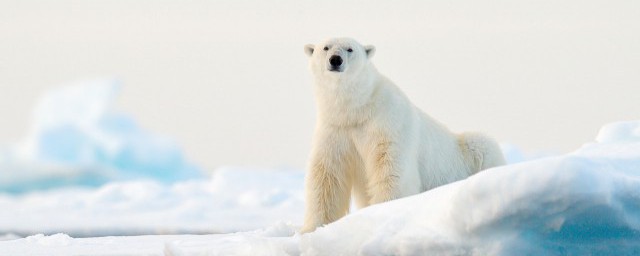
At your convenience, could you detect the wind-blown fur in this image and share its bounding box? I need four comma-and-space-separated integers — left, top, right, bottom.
301, 38, 505, 233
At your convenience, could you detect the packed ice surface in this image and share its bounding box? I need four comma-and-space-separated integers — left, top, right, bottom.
1, 121, 639, 255
0, 80, 202, 193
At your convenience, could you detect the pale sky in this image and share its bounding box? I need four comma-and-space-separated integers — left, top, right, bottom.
1, 0, 639, 171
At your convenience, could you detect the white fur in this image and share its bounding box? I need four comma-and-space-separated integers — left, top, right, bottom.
301, 38, 505, 233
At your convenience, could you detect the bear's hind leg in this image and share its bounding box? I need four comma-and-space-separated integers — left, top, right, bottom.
459, 132, 506, 174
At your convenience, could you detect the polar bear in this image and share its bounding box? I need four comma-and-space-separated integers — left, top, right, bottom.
301, 38, 506, 233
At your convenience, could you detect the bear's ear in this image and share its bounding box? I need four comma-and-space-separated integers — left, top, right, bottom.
364, 45, 376, 58
304, 44, 315, 57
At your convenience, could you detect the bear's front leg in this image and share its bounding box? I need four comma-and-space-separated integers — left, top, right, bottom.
301, 131, 353, 233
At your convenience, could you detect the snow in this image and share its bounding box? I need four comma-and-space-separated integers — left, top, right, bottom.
302, 157, 640, 255
595, 120, 640, 143
165, 223, 300, 256
0, 225, 300, 256
0, 80, 203, 193
2, 121, 640, 255
2, 233, 194, 256
0, 166, 305, 237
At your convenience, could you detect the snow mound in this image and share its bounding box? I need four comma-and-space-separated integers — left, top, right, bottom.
303, 158, 640, 255
25, 233, 73, 247
596, 120, 640, 143
0, 80, 203, 193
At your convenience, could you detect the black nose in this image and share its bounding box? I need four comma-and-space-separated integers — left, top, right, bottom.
329, 55, 343, 67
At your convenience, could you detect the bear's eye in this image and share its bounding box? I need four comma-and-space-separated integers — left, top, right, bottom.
323, 46, 329, 51
347, 48, 353, 52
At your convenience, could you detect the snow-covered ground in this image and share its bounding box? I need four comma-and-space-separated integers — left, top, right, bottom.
2, 83, 639, 255
2, 121, 640, 255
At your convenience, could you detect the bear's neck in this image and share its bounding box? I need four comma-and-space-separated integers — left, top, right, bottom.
314, 65, 381, 127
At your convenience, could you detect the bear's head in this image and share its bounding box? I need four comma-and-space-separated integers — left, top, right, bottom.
304, 38, 375, 79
